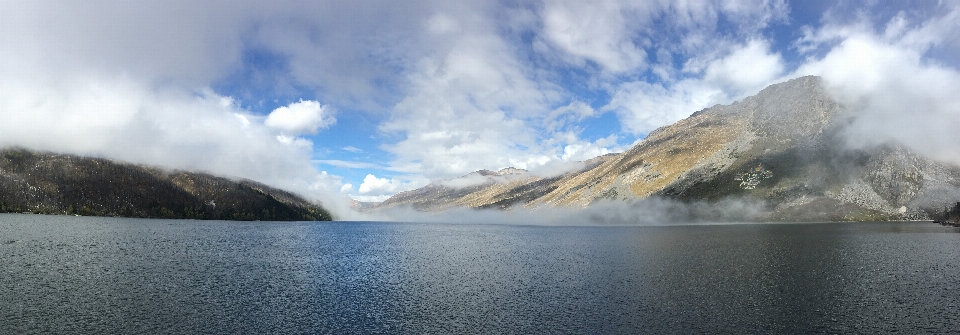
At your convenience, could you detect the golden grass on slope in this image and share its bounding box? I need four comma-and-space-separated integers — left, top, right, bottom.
534, 107, 748, 206
626, 116, 746, 196
455, 176, 542, 208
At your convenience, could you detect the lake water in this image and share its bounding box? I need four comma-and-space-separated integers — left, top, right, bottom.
1, 214, 958, 334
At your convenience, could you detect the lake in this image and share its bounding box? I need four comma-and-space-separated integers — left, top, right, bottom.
1, 214, 958, 334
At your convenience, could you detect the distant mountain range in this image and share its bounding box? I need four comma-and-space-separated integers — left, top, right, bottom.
0, 149, 332, 221
373, 76, 960, 222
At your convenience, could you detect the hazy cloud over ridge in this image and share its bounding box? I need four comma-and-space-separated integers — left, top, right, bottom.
793, 5, 960, 165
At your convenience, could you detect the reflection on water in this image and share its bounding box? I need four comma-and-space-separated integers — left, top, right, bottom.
1, 214, 958, 334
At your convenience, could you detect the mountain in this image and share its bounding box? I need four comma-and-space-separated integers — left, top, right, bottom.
0, 149, 332, 221
375, 155, 618, 211
373, 76, 960, 221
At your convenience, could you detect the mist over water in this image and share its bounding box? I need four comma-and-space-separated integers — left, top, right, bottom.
3, 214, 958, 334
366, 197, 769, 226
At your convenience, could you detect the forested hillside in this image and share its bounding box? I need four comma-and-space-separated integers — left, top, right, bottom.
0, 149, 332, 221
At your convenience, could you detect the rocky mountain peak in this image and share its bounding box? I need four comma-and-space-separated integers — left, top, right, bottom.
371, 75, 960, 221
497, 167, 528, 176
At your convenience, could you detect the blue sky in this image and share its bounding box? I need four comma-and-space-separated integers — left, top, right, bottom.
3, 0, 960, 213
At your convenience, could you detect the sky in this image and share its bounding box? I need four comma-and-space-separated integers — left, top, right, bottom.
2, 0, 960, 217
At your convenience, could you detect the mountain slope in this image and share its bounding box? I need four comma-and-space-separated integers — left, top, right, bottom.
373, 76, 960, 221
0, 149, 333, 221
375, 154, 618, 211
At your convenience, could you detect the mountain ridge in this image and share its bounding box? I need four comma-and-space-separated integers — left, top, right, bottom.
372, 76, 960, 221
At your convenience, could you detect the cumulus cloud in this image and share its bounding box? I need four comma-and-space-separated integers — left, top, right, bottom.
355, 174, 428, 202
358, 174, 397, 194
265, 100, 335, 135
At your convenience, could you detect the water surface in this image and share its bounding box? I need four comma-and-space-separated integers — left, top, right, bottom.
1, 214, 958, 334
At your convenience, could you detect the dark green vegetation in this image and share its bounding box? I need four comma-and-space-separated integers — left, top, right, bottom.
0, 148, 332, 221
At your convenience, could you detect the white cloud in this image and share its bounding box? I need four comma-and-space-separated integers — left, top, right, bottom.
0, 71, 349, 200
376, 7, 650, 187
540, 0, 649, 73
0, 1, 372, 217
560, 136, 618, 161
702, 39, 784, 95
275, 135, 314, 148
544, 101, 597, 132
233, 113, 251, 128
350, 195, 395, 203
606, 39, 784, 135
537, 0, 788, 74
379, 14, 560, 179
440, 173, 497, 189
265, 100, 335, 135
605, 79, 720, 135
358, 175, 396, 195
793, 8, 960, 165
357, 174, 427, 198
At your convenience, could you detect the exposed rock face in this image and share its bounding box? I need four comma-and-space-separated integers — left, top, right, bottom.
373, 76, 960, 221
0, 149, 333, 221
